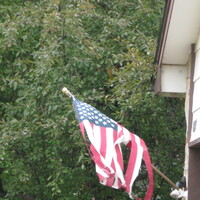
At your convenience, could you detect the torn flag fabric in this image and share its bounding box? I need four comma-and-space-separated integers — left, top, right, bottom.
72, 97, 153, 200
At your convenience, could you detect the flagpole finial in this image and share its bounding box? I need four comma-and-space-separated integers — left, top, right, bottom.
62, 87, 74, 98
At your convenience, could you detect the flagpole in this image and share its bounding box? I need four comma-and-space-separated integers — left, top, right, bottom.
152, 164, 179, 190
62, 87, 179, 190
62, 87, 74, 98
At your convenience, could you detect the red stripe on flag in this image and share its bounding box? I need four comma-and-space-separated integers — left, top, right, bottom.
140, 140, 154, 200
100, 126, 107, 158
115, 128, 124, 171
79, 122, 85, 138
124, 134, 138, 193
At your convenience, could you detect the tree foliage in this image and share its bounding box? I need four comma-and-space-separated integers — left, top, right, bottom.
0, 0, 185, 200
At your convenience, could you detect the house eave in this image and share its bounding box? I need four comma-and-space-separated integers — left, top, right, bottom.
154, 0, 200, 97
154, 0, 175, 66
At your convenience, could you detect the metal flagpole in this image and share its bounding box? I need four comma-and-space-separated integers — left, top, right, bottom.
62, 87, 179, 191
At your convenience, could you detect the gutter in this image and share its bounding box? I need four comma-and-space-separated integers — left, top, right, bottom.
154, 0, 175, 66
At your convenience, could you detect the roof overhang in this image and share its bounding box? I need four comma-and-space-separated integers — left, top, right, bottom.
154, 0, 200, 96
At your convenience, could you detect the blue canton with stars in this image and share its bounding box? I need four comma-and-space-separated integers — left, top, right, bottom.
73, 98, 118, 130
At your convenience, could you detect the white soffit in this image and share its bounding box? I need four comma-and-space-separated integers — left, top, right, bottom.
162, 0, 200, 65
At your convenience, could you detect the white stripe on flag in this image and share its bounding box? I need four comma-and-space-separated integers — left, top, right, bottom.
129, 135, 143, 193
83, 120, 114, 174
113, 126, 132, 187
104, 127, 114, 167
83, 120, 98, 148
104, 127, 125, 187
95, 164, 109, 179
112, 174, 119, 189
93, 124, 101, 152
112, 143, 126, 187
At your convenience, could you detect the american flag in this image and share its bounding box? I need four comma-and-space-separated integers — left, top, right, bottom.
72, 97, 153, 200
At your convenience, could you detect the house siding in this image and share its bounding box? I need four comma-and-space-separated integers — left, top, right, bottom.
188, 45, 200, 147
190, 47, 200, 142
188, 40, 200, 200
184, 56, 191, 191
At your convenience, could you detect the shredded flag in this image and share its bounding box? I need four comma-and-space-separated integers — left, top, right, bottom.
72, 97, 153, 200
